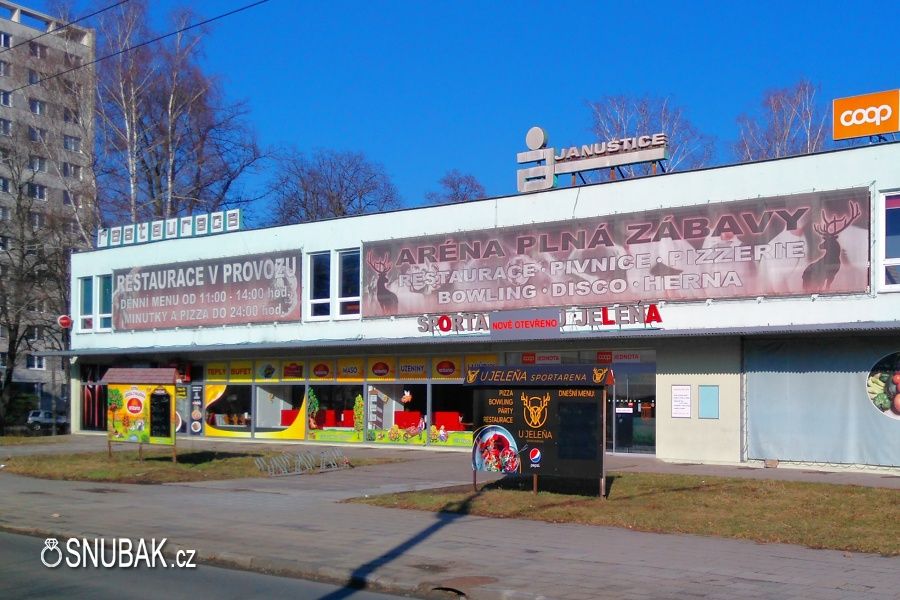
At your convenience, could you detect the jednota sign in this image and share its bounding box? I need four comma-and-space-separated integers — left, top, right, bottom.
833, 89, 900, 140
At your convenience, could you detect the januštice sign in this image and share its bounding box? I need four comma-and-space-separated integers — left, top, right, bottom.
516, 126, 668, 193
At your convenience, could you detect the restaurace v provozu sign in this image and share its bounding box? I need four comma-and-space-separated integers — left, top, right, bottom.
363, 188, 870, 317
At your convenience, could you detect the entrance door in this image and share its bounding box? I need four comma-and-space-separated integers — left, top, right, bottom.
607, 362, 656, 453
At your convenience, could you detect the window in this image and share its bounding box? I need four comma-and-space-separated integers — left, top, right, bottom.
0, 353, 6, 368
27, 183, 46, 200
0, 91, 10, 107
63, 108, 79, 124
0, 61, 8, 76
29, 155, 46, 171
29, 42, 47, 58
64, 53, 82, 67
99, 275, 112, 328
309, 252, 331, 317
63, 190, 80, 206
63, 135, 81, 152
27, 69, 40, 85
885, 195, 900, 289
26, 354, 45, 370
25, 326, 41, 341
0, 33, 10, 49
29, 211, 45, 228
62, 162, 81, 179
28, 126, 47, 142
79, 276, 93, 329
0, 207, 8, 220
0, 236, 6, 250
0, 119, 10, 136
28, 98, 45, 115
0, 178, 7, 193
338, 249, 361, 315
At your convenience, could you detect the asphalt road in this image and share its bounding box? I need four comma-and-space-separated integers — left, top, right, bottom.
0, 531, 419, 600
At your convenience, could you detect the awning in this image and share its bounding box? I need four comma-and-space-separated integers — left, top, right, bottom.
40, 320, 900, 358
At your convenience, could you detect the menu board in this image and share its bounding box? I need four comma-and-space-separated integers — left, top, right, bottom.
473, 387, 602, 479
149, 387, 172, 439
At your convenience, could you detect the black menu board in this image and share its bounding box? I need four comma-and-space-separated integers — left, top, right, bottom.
149, 387, 172, 439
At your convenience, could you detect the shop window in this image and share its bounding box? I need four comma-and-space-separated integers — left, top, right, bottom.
337, 249, 360, 316
884, 195, 900, 290
309, 252, 330, 318
79, 276, 93, 329
205, 385, 253, 431
255, 384, 305, 433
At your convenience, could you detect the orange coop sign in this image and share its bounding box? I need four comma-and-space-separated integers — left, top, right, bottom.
833, 89, 900, 140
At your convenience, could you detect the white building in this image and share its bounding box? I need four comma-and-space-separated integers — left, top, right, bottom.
66, 142, 900, 468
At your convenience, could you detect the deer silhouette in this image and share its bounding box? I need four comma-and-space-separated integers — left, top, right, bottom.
802, 201, 861, 292
366, 250, 399, 314
521, 392, 550, 428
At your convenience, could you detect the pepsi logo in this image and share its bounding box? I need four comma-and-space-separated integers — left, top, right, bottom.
529, 448, 542, 464
313, 363, 330, 377
435, 360, 457, 376
371, 362, 390, 376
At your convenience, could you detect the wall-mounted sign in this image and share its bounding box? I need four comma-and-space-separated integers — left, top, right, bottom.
671, 384, 692, 418
417, 312, 490, 334
96, 209, 243, 249
363, 188, 869, 317
112, 250, 301, 330
490, 308, 560, 340
516, 126, 668, 193
833, 89, 900, 141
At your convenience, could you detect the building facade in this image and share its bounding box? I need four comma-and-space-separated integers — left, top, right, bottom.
0, 1, 94, 417
69, 143, 900, 468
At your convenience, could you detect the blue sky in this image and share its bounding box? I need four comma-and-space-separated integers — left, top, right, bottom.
28, 0, 900, 214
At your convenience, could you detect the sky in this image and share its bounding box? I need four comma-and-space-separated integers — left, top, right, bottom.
25, 0, 900, 220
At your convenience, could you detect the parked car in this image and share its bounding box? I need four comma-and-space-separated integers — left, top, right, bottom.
25, 410, 68, 432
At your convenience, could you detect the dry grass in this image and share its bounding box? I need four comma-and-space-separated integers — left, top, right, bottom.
3, 449, 399, 484
352, 472, 900, 556
0, 434, 69, 446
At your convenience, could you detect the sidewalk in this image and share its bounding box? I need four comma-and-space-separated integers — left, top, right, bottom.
1, 436, 898, 599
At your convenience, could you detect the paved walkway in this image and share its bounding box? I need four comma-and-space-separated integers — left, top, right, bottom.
0, 436, 898, 600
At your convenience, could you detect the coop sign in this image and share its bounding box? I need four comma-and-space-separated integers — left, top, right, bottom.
516, 126, 668, 193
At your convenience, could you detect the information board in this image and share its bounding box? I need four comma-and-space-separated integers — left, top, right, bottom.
107, 384, 176, 446
474, 387, 602, 478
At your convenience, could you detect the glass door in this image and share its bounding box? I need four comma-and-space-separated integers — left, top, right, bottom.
606, 362, 656, 453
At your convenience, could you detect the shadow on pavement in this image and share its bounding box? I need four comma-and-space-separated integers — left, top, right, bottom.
316, 488, 485, 600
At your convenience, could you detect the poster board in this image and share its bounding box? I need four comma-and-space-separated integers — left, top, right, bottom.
467, 366, 612, 482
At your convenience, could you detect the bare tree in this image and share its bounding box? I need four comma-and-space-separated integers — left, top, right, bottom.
95, 1, 263, 223
269, 148, 400, 225
734, 79, 829, 162
587, 95, 714, 178
425, 169, 485, 204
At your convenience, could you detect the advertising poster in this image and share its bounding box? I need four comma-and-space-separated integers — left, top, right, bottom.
189, 385, 204, 435
112, 251, 301, 330
671, 385, 692, 418
362, 188, 869, 317
469, 366, 610, 479
107, 384, 176, 446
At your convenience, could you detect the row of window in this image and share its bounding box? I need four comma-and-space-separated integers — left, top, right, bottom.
0, 352, 46, 369
0, 176, 84, 205
0, 92, 84, 126
0, 114, 82, 147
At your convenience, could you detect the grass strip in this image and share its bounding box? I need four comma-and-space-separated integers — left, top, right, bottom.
351, 472, 900, 556
3, 449, 399, 484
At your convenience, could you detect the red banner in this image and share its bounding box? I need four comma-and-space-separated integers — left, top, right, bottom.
113, 251, 301, 330
362, 188, 870, 317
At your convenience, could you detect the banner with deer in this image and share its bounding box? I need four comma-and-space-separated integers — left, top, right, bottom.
362, 188, 869, 317
112, 251, 301, 330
